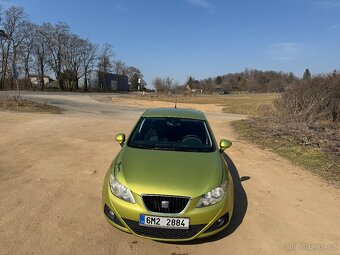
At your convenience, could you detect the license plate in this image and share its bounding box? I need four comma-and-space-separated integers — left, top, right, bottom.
139, 214, 189, 229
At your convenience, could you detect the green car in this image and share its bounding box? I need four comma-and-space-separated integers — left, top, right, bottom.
102, 108, 234, 241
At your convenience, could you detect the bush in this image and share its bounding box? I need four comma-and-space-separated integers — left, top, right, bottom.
233, 72, 340, 184
274, 74, 340, 123
247, 73, 339, 174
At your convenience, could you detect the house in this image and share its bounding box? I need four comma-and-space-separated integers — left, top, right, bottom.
186, 85, 202, 93
30, 75, 51, 86
81, 71, 129, 92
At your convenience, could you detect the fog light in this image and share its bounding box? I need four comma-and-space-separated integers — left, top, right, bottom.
216, 217, 225, 227
205, 213, 229, 233
104, 204, 116, 221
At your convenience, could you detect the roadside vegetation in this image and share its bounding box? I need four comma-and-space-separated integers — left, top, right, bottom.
233, 73, 340, 185
127, 93, 276, 115
153, 69, 297, 94
0, 94, 62, 114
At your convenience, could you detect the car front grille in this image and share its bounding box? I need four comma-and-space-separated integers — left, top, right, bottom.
142, 195, 190, 214
123, 218, 206, 239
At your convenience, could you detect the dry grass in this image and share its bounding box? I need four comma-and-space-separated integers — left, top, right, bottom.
233, 119, 340, 186
0, 94, 63, 114
125, 93, 277, 115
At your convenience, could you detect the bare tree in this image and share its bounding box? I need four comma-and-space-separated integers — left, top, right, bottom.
19, 21, 36, 87
153, 76, 175, 93
97, 43, 114, 73
32, 24, 49, 90
64, 34, 83, 90
113, 60, 126, 75
64, 35, 97, 91
0, 5, 3, 85
80, 40, 96, 91
0, 6, 28, 89
97, 43, 114, 90
112, 59, 126, 91
42, 22, 70, 90
0, 4, 142, 93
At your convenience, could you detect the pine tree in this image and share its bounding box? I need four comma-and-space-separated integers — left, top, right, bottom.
303, 69, 311, 80
215, 76, 222, 86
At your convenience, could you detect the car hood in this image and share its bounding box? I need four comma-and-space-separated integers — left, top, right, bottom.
113, 146, 224, 198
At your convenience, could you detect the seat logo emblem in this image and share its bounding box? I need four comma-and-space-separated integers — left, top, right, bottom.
161, 201, 169, 209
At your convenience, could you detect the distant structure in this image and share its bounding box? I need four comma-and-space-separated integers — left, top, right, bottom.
80, 71, 129, 92
30, 75, 52, 86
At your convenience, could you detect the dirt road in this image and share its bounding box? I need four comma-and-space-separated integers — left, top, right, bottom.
0, 92, 339, 255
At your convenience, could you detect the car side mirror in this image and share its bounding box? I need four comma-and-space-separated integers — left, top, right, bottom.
115, 133, 126, 147
219, 139, 232, 152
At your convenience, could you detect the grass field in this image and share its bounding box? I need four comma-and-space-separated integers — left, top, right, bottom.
232, 119, 340, 185
127, 93, 277, 115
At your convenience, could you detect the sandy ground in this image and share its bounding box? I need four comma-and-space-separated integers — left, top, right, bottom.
0, 92, 339, 255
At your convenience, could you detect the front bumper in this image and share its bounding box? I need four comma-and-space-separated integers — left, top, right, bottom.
102, 173, 234, 241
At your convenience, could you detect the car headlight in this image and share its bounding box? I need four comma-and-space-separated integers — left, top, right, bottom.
196, 182, 227, 208
109, 173, 135, 203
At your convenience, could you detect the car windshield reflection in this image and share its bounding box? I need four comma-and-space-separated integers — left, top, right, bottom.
127, 117, 215, 152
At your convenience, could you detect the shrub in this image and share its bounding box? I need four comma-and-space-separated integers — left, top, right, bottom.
274, 74, 340, 123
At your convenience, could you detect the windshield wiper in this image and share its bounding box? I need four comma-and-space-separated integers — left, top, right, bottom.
153, 144, 177, 151
174, 146, 200, 152
154, 144, 199, 152
130, 144, 174, 150
129, 144, 154, 149
131, 143, 205, 152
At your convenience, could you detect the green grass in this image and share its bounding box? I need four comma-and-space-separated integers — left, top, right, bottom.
126, 93, 276, 115
232, 119, 339, 185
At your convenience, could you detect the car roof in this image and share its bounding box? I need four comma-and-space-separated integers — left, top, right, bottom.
142, 108, 207, 120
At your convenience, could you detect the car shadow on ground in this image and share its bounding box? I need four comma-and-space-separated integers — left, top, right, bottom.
175, 152, 249, 245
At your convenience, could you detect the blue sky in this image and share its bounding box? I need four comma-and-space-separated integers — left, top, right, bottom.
1, 0, 340, 86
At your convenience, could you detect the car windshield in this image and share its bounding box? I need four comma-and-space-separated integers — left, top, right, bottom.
127, 117, 215, 152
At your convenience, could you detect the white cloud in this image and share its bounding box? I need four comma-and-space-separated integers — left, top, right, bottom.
326, 24, 338, 30
267, 42, 303, 61
187, 0, 210, 8
313, 0, 340, 8
185, 0, 216, 14
115, 4, 128, 13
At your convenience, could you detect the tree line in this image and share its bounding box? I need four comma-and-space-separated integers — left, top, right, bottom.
0, 5, 143, 91
153, 69, 304, 93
